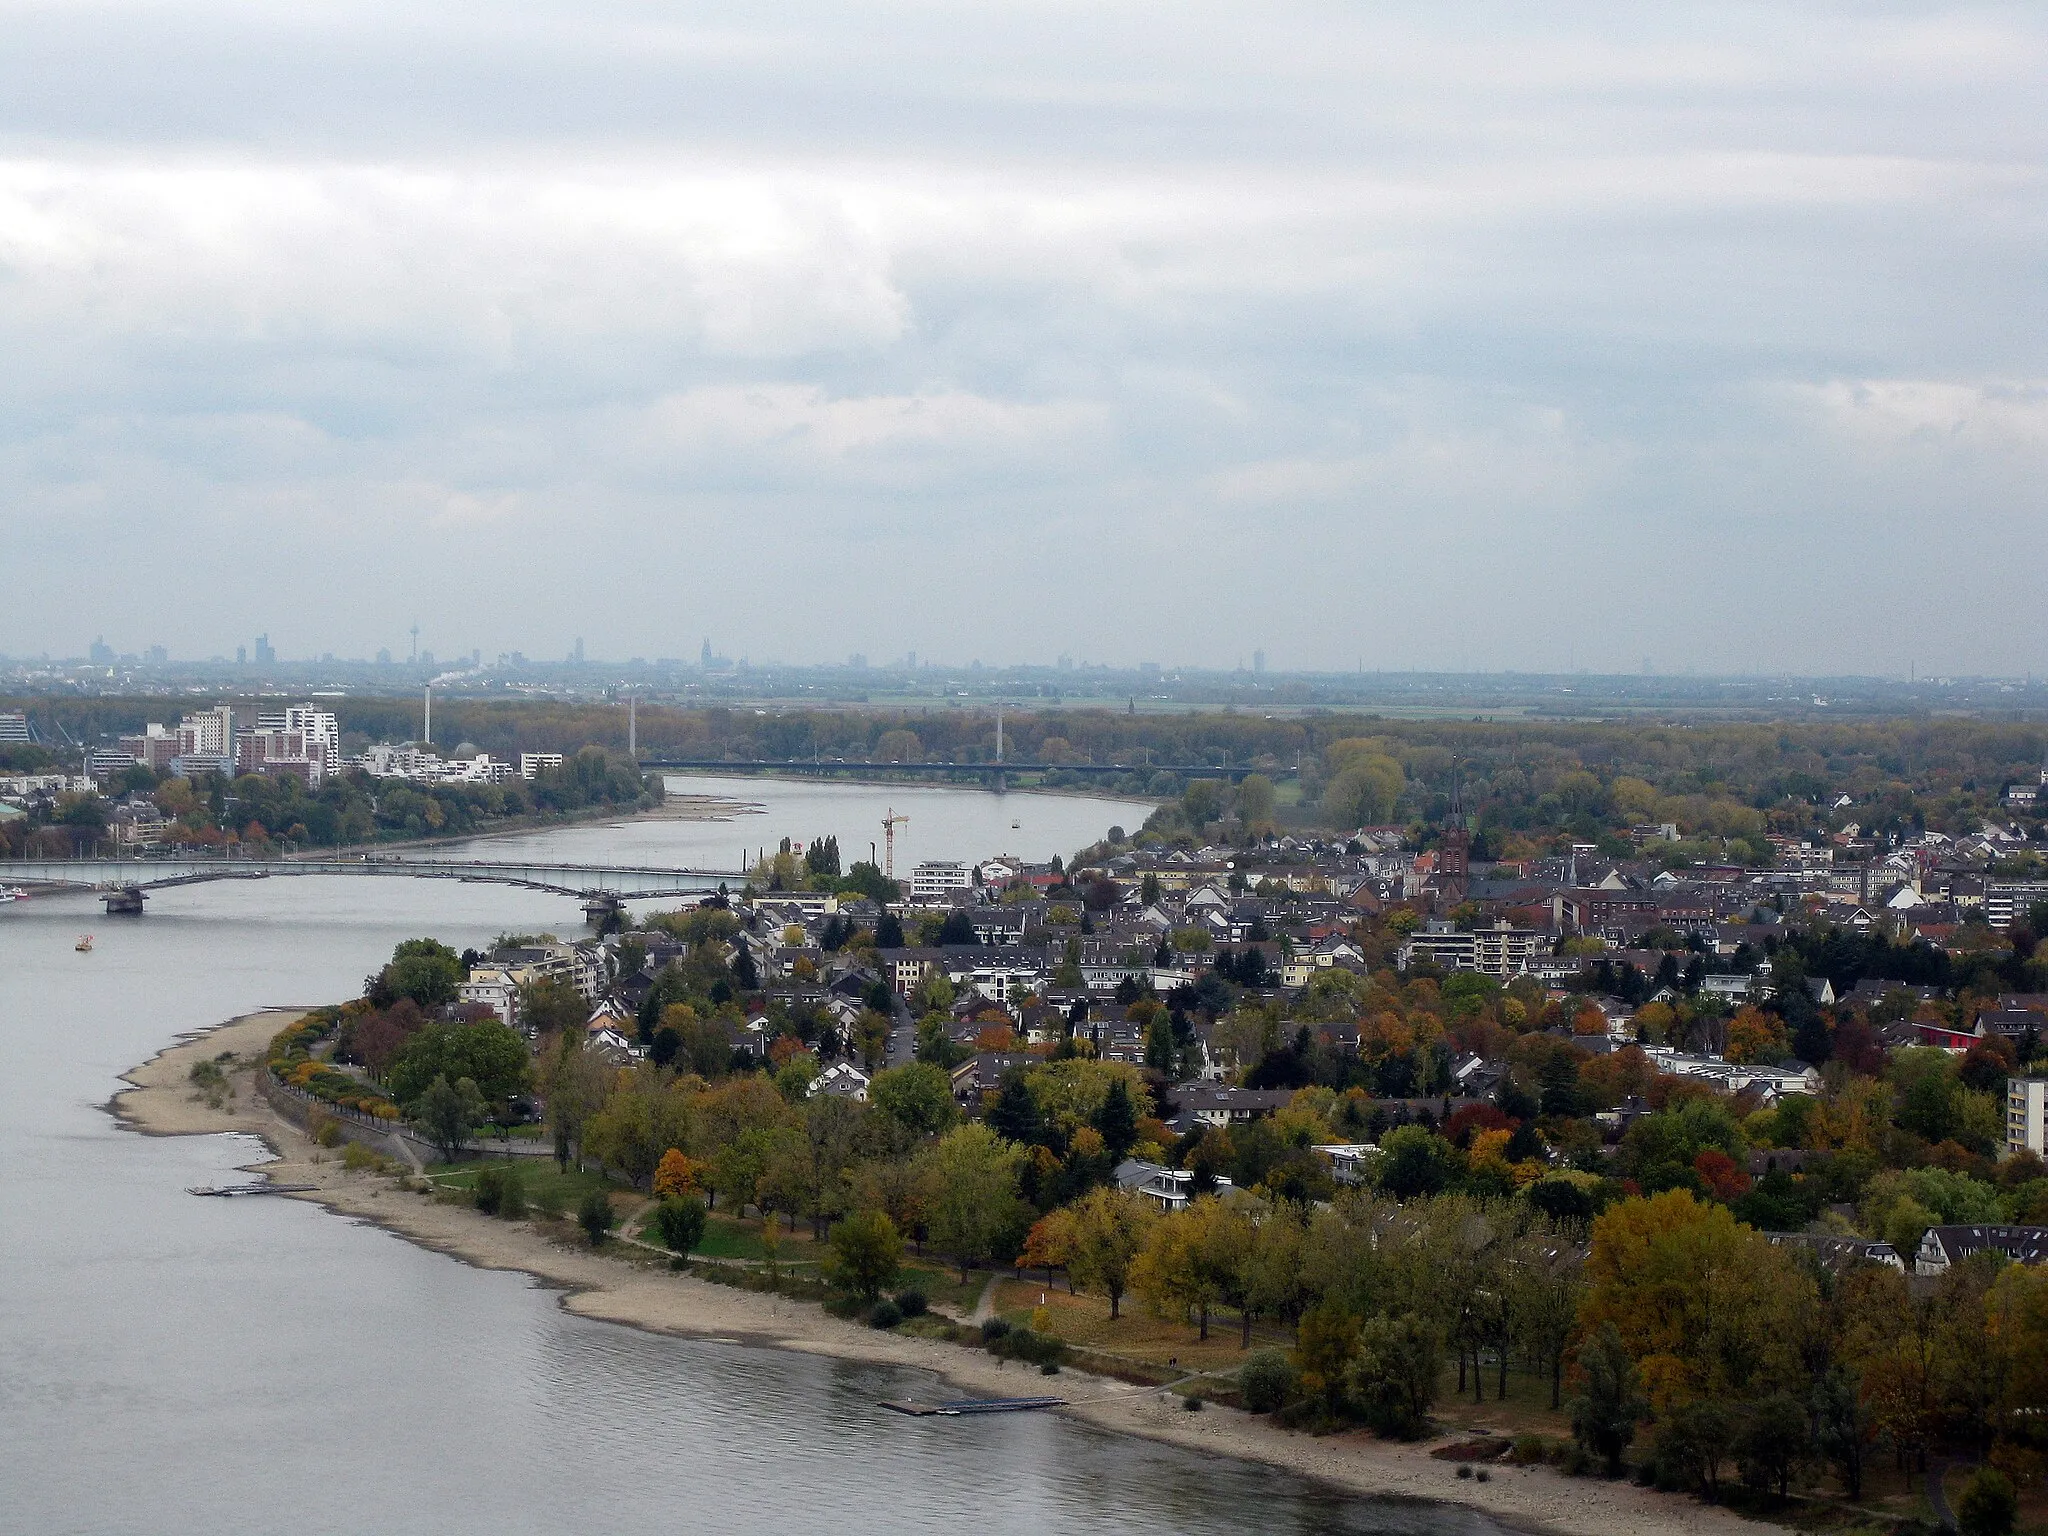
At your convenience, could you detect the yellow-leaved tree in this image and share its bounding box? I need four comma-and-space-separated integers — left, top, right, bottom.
1580, 1189, 1815, 1411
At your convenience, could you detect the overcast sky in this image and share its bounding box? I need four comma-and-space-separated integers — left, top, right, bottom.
1, 1, 2042, 674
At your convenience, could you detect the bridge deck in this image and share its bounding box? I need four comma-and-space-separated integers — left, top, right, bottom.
0, 857, 745, 896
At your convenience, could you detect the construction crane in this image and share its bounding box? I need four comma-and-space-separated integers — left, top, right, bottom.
881, 808, 908, 877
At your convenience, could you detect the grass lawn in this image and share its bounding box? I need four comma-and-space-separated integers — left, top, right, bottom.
989, 1277, 1297, 1382
1427, 1359, 1574, 1441
892, 1259, 985, 1316
630, 1211, 828, 1265
424, 1158, 616, 1215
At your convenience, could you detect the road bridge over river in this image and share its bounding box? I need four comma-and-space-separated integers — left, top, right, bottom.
0, 856, 745, 915
643, 758, 1259, 780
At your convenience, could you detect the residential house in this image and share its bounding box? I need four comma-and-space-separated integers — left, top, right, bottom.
808, 1062, 871, 1103
1915, 1225, 2048, 1277
1113, 1159, 1234, 1212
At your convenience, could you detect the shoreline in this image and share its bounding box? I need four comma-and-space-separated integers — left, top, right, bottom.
655, 767, 1162, 811
110, 1014, 1774, 1536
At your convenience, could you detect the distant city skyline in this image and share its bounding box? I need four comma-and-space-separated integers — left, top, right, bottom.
7, 632, 2042, 690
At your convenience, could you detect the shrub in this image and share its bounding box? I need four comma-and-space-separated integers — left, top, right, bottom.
654, 1195, 708, 1255
989, 1326, 1067, 1367
823, 1209, 903, 1301
1509, 1434, 1547, 1466
980, 1317, 1013, 1345
531, 1184, 564, 1219
1652, 1399, 1736, 1500
1182, 1395, 1204, 1412
342, 1142, 378, 1173
1239, 1350, 1295, 1414
1958, 1467, 2017, 1536
1474, 1469, 1489, 1484
475, 1164, 527, 1219
1457, 1466, 1473, 1481
1040, 1361, 1061, 1376
869, 1299, 904, 1330
1344, 1315, 1440, 1439
893, 1288, 929, 1318
577, 1189, 615, 1247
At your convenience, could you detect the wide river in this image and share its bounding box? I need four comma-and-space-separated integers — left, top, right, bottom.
0, 778, 1508, 1535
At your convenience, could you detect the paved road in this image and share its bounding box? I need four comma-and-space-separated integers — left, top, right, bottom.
1926, 1458, 1958, 1532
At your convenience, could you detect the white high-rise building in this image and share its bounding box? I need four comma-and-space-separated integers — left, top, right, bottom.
175, 705, 235, 759
2011, 1077, 2047, 1159
283, 707, 341, 778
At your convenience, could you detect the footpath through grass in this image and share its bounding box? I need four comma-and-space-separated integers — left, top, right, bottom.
424, 1159, 614, 1215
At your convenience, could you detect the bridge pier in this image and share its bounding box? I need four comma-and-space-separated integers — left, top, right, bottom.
103, 886, 146, 915
580, 892, 626, 928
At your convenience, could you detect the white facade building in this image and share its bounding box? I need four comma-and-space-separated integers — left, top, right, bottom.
2010, 1077, 2047, 1159
910, 860, 974, 900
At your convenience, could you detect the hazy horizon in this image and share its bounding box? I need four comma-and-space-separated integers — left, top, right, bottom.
3, 3, 2043, 675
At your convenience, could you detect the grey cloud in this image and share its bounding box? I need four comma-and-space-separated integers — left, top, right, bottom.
0, 2, 2042, 671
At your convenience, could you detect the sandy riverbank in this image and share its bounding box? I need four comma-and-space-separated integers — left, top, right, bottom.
111, 1015, 1773, 1536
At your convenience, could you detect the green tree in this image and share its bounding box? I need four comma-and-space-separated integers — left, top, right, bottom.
387, 1020, 531, 1109
516, 976, 586, 1040
546, 1034, 615, 1170
922, 1123, 1027, 1279
1811, 1365, 1873, 1501
1143, 1011, 1178, 1076
1322, 752, 1403, 826
415, 1074, 487, 1163
1507, 1230, 1584, 1408
578, 1188, 616, 1247
1345, 1315, 1441, 1438
1239, 1349, 1295, 1413
870, 1062, 958, 1137
1654, 1398, 1737, 1499
1065, 1186, 1157, 1320
1377, 1125, 1451, 1199
1291, 1300, 1361, 1412
655, 1195, 708, 1254
1235, 774, 1277, 825
1093, 1076, 1140, 1161
825, 1209, 905, 1301
1957, 1467, 2018, 1536
1570, 1323, 1647, 1477
1133, 1204, 1224, 1339
1734, 1392, 1808, 1499
376, 938, 466, 1009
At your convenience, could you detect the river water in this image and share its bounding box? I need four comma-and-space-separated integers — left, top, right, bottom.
0, 779, 1508, 1536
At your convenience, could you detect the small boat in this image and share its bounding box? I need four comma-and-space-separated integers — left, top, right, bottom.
75, 934, 94, 952
1011, 819, 1021, 830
